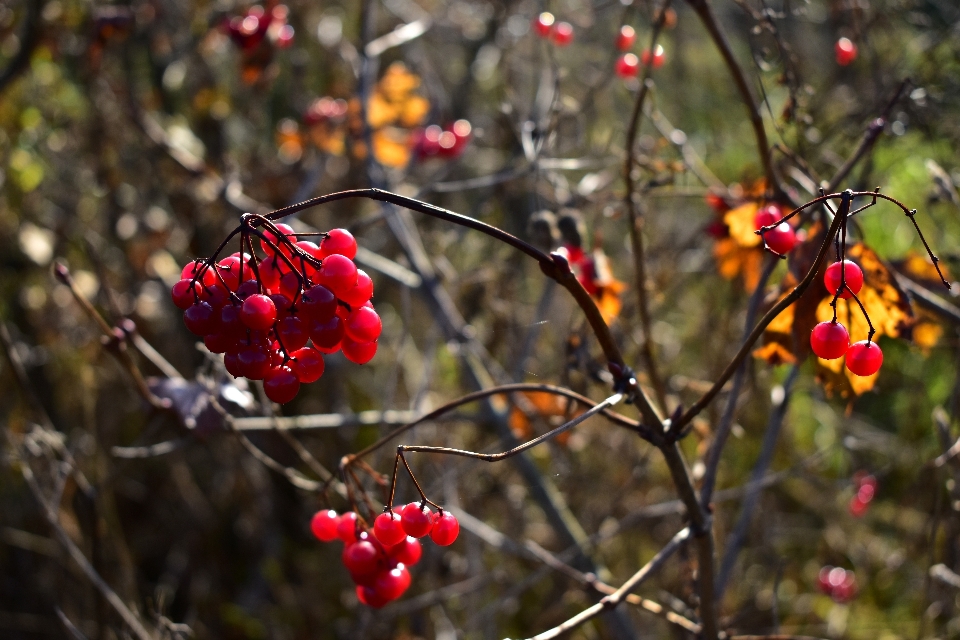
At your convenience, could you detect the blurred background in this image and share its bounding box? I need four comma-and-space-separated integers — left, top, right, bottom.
3, 0, 960, 638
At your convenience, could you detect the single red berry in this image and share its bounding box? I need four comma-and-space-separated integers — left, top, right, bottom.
240, 294, 277, 331
277, 316, 309, 351
831, 569, 857, 603
204, 332, 234, 354
824, 260, 864, 299
552, 21, 573, 46
342, 540, 381, 576
342, 336, 378, 364
218, 304, 246, 341
762, 222, 797, 255
184, 301, 217, 336
857, 484, 875, 503
318, 254, 358, 296
430, 513, 460, 546
374, 565, 411, 602
616, 25, 636, 51
340, 270, 374, 307
387, 536, 422, 566
181, 260, 217, 287
835, 37, 857, 66
810, 321, 850, 360
337, 512, 359, 544
237, 345, 271, 380
277, 271, 302, 301
615, 53, 639, 78
235, 280, 260, 301
201, 283, 229, 309
533, 12, 554, 37
374, 512, 407, 547
310, 315, 345, 350
356, 585, 389, 608
171, 279, 200, 309
257, 258, 286, 291
224, 350, 244, 377
320, 228, 358, 260
345, 307, 382, 343
217, 256, 253, 290
290, 347, 325, 383
641, 45, 665, 68
296, 240, 322, 261
261, 222, 295, 258
848, 496, 868, 518
845, 340, 883, 376
400, 503, 434, 538
264, 366, 300, 404
754, 204, 783, 229
300, 284, 338, 322
269, 293, 293, 319
311, 509, 340, 542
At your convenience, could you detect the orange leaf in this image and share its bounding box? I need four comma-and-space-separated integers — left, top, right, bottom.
713, 237, 765, 292
372, 128, 413, 168
723, 202, 762, 248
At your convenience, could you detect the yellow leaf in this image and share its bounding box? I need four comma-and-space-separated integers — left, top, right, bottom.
723, 202, 762, 248
372, 128, 413, 168
399, 95, 430, 128
713, 237, 765, 292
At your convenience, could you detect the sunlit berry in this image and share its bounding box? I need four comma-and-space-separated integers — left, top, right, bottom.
824, 260, 864, 300
616, 25, 636, 51
430, 513, 460, 546
615, 53, 639, 78
374, 512, 407, 547
552, 22, 574, 46
311, 509, 339, 542
835, 38, 857, 66
533, 12, 554, 38
810, 321, 850, 360
845, 340, 882, 376
400, 502, 434, 538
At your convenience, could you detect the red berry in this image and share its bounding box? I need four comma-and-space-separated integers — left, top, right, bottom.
181, 260, 217, 287
184, 301, 217, 335
219, 304, 247, 341
238, 345, 271, 380
201, 283, 229, 309
311, 509, 340, 542
345, 307, 382, 343
277, 316, 308, 351
374, 565, 411, 601
762, 222, 796, 255
817, 566, 833, 594
342, 336, 378, 364
264, 366, 300, 403
356, 585, 389, 608
277, 271, 302, 302
300, 284, 338, 323
374, 512, 407, 547
217, 256, 253, 290
240, 294, 277, 331
824, 260, 864, 300
295, 240, 322, 261
835, 37, 857, 66
310, 315, 345, 350
387, 536, 422, 566
257, 259, 286, 291
261, 222, 295, 258
400, 503, 434, 538
171, 279, 200, 309
320, 228, 358, 260
337, 512, 359, 544
269, 293, 294, 319
430, 513, 460, 546
204, 332, 234, 354
290, 347, 325, 383
224, 351, 244, 377
533, 12, 554, 37
641, 45, 665, 68
552, 21, 573, 46
340, 270, 374, 307
318, 254, 358, 295
615, 53, 639, 78
342, 540, 380, 576
810, 321, 850, 360
616, 25, 636, 51
845, 340, 883, 376
848, 496, 868, 518
754, 204, 783, 229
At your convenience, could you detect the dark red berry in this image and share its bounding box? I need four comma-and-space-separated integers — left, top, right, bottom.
356, 585, 388, 608
277, 316, 309, 351
300, 284, 337, 322
235, 279, 260, 301
342, 540, 380, 576
310, 315, 345, 350
810, 321, 849, 360
241, 294, 277, 331
320, 228, 358, 260
184, 301, 217, 335
400, 503, 434, 538
264, 366, 300, 404
342, 337, 378, 364
846, 341, 882, 376
311, 509, 339, 542
204, 332, 234, 354
224, 351, 244, 377
201, 283, 230, 309
290, 347, 325, 383
238, 345, 271, 380
374, 565, 411, 601
374, 512, 407, 547
219, 304, 248, 341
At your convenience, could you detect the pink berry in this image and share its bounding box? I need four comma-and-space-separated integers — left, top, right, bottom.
311, 509, 340, 542
615, 54, 639, 78
374, 512, 407, 547
320, 228, 358, 260
552, 21, 573, 46
810, 321, 850, 360
846, 340, 883, 376
400, 503, 434, 538
264, 366, 300, 403
762, 222, 797, 255
616, 25, 636, 51
835, 37, 857, 66
824, 260, 864, 299
533, 12, 554, 37
240, 294, 277, 330
430, 513, 460, 546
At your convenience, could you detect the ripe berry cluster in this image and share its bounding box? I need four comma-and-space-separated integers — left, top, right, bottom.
224, 4, 294, 51
170, 227, 381, 404
414, 120, 472, 159
309, 505, 459, 608
615, 24, 665, 78
532, 12, 574, 46
848, 472, 877, 518
817, 566, 858, 603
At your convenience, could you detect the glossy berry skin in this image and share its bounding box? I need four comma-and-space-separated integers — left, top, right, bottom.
615, 54, 639, 78
181, 260, 217, 287
400, 503, 434, 538
616, 25, 636, 51
340, 270, 374, 307
387, 536, 422, 565
318, 254, 358, 295
552, 22, 573, 46
301, 285, 337, 322
237, 346, 271, 380
277, 316, 309, 352
430, 513, 460, 546
345, 307, 382, 343
754, 204, 783, 229
310, 315, 345, 350
240, 294, 277, 330
261, 222, 295, 258
184, 301, 217, 335
342, 540, 380, 576
846, 340, 883, 376
171, 279, 200, 309
336, 512, 359, 544
356, 585, 389, 608
374, 512, 407, 547
824, 260, 864, 299
641, 45, 665, 68
320, 228, 358, 260
810, 321, 850, 360
264, 366, 300, 404
290, 347, 325, 383
762, 223, 797, 255
835, 37, 857, 66
374, 566, 411, 601
311, 509, 340, 542
342, 337, 378, 364
533, 12, 554, 37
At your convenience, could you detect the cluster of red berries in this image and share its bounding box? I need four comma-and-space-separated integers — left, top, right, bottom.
224, 4, 294, 51
614, 25, 666, 78
817, 566, 858, 603
754, 203, 798, 256
835, 37, 858, 66
532, 12, 574, 46
302, 96, 348, 127
414, 120, 472, 160
848, 472, 877, 518
310, 504, 459, 608
809, 259, 884, 376
170, 228, 381, 404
